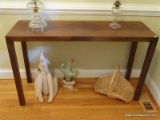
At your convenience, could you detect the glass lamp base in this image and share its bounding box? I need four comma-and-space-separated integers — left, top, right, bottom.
108, 22, 121, 29
29, 15, 47, 29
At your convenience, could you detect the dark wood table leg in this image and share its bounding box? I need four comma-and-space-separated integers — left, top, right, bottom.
125, 42, 138, 80
6, 39, 26, 106
21, 42, 32, 83
134, 40, 158, 100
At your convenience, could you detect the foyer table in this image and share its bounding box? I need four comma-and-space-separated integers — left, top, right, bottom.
6, 21, 158, 106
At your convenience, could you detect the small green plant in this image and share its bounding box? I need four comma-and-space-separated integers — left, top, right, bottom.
60, 59, 78, 82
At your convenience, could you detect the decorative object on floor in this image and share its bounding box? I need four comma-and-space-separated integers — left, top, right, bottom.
95, 65, 134, 102
60, 59, 78, 90
35, 52, 58, 103
108, 0, 122, 29
27, 0, 48, 29
139, 92, 157, 113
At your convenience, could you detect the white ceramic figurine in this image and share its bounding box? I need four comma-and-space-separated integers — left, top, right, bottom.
35, 52, 58, 103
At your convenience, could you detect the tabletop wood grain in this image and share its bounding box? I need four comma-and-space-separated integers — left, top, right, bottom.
6, 20, 158, 42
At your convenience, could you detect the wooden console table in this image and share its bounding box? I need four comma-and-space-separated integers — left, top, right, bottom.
6, 20, 158, 106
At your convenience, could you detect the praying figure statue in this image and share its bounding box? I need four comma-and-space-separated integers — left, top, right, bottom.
35, 52, 58, 103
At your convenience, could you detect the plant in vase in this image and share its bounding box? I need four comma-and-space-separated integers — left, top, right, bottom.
60, 59, 78, 90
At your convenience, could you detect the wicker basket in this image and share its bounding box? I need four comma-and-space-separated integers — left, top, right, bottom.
95, 65, 134, 102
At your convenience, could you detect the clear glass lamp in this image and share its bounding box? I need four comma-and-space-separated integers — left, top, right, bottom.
27, 0, 47, 29
109, 0, 123, 29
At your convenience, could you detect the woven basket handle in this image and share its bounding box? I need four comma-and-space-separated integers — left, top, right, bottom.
109, 65, 121, 90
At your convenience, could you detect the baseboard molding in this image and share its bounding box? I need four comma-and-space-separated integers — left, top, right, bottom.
0, 69, 140, 79
0, 1, 160, 16
145, 75, 160, 107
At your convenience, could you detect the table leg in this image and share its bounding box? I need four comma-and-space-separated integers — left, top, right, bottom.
125, 42, 138, 80
6, 39, 26, 105
21, 42, 32, 83
134, 40, 158, 100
